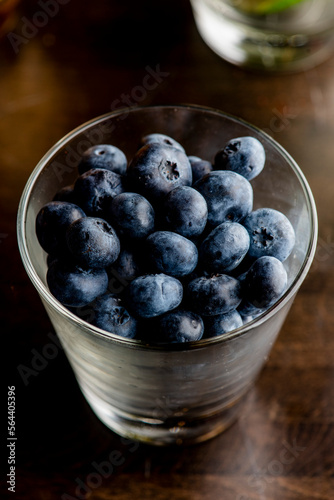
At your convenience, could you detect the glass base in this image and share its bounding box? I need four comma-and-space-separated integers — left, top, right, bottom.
191, 0, 334, 71
82, 385, 246, 446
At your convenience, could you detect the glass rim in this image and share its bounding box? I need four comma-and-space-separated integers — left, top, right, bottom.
16, 103, 318, 351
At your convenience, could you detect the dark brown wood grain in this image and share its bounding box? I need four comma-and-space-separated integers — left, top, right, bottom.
2, 0, 334, 498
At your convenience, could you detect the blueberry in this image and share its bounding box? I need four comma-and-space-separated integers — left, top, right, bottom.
125, 273, 183, 318
66, 217, 120, 269
107, 192, 155, 240
214, 136, 265, 181
243, 256, 288, 308
146, 231, 198, 277
157, 309, 204, 343
237, 300, 265, 324
47, 259, 108, 307
242, 208, 295, 262
163, 186, 208, 238
194, 171, 253, 227
140, 133, 185, 152
188, 155, 213, 183
47, 253, 58, 268
36, 201, 86, 255
78, 144, 127, 176
186, 274, 242, 316
110, 246, 144, 282
127, 143, 192, 201
203, 310, 243, 338
53, 184, 76, 203
73, 168, 126, 217
92, 293, 137, 338
200, 222, 250, 273
188, 155, 201, 163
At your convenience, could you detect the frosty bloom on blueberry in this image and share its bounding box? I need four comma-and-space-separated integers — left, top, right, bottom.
163, 186, 208, 238
140, 133, 185, 152
107, 192, 155, 240
157, 309, 204, 343
128, 143, 192, 201
186, 274, 243, 316
146, 231, 198, 278
73, 168, 126, 217
203, 310, 243, 338
92, 292, 137, 338
200, 222, 250, 273
125, 273, 183, 319
214, 136, 266, 181
194, 170, 253, 227
66, 217, 120, 269
243, 207, 295, 262
78, 144, 128, 176
47, 260, 108, 308
37, 131, 296, 342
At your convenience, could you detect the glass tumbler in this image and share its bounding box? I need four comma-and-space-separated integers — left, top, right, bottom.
190, 0, 334, 71
17, 105, 318, 445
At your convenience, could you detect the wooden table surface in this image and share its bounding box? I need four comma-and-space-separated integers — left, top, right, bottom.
2, 0, 334, 498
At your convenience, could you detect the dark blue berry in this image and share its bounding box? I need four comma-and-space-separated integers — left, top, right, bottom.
125, 273, 183, 318
140, 133, 185, 152
53, 184, 76, 203
157, 309, 204, 343
243, 256, 288, 308
78, 144, 127, 176
92, 293, 137, 338
47, 259, 108, 307
73, 168, 126, 217
214, 136, 265, 181
163, 186, 208, 238
107, 192, 155, 240
194, 171, 253, 227
110, 246, 144, 282
188, 156, 213, 183
128, 143, 192, 201
146, 231, 198, 277
47, 253, 58, 268
186, 274, 242, 316
242, 208, 295, 262
200, 222, 250, 273
66, 217, 120, 269
203, 310, 243, 338
188, 155, 201, 163
237, 300, 265, 324
36, 201, 85, 255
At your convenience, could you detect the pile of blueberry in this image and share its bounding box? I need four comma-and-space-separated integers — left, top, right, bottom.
36, 133, 295, 343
